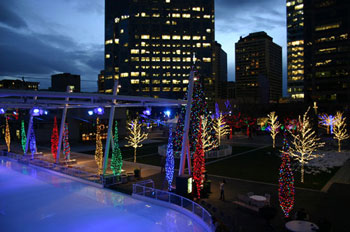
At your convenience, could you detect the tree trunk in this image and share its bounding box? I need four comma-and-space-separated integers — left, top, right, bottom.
301, 161, 304, 183
338, 139, 341, 152
134, 147, 137, 163
273, 137, 275, 148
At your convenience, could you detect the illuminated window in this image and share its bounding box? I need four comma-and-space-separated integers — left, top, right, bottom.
105, 54, 110, 59
114, 39, 119, 44
183, 35, 191, 40
172, 80, 181, 84
142, 87, 150, 92
131, 72, 139, 77
131, 57, 139, 62
172, 35, 181, 40
172, 13, 180, 18
183, 80, 189, 84
173, 87, 181, 91
120, 29, 124, 34
295, 4, 303, 10
165, 0, 170, 3
120, 72, 129, 77
182, 14, 190, 18
141, 35, 150, 39
203, 57, 211, 62
152, 80, 160, 84
203, 43, 211, 48
152, 13, 160, 17
162, 35, 171, 40
105, 40, 113, 45
192, 7, 200, 11
141, 57, 150, 62
162, 80, 171, 84
193, 36, 201, 40
152, 87, 160, 91
315, 23, 340, 31
131, 79, 139, 84
163, 87, 171, 91
203, 15, 211, 19
131, 49, 139, 54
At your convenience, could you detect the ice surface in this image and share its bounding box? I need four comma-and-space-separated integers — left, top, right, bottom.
0, 158, 206, 232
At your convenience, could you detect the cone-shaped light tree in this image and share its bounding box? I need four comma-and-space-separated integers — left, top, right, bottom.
5, 118, 11, 152
267, 111, 281, 148
333, 112, 349, 152
21, 120, 26, 154
29, 126, 36, 157
214, 113, 229, 146
62, 123, 71, 160
279, 131, 295, 218
95, 117, 104, 175
289, 108, 325, 183
126, 118, 148, 163
51, 117, 59, 160
193, 118, 205, 199
165, 127, 174, 191
111, 121, 123, 175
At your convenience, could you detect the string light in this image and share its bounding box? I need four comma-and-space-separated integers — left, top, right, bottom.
267, 111, 281, 148
62, 123, 70, 160
95, 117, 104, 175
318, 113, 335, 134
289, 107, 325, 183
214, 113, 229, 146
29, 126, 36, 158
193, 118, 205, 199
165, 127, 174, 191
111, 121, 123, 175
279, 130, 295, 218
51, 116, 59, 160
125, 118, 148, 163
21, 120, 26, 154
333, 112, 349, 152
5, 118, 11, 152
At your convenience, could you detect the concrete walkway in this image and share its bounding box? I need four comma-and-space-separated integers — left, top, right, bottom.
321, 159, 350, 192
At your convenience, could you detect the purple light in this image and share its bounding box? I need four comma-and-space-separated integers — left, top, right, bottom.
94, 107, 104, 115
164, 110, 171, 117
0, 108, 5, 114
32, 108, 43, 116
88, 110, 94, 116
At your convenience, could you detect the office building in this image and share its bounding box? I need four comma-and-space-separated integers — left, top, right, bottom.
213, 41, 228, 99
287, 0, 350, 102
102, 0, 215, 104
0, 79, 39, 90
235, 32, 282, 104
51, 73, 81, 92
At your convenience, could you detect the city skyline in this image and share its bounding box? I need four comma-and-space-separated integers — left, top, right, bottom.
0, 0, 286, 94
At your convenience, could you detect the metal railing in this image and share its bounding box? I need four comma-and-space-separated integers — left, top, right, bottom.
0, 151, 102, 184
132, 180, 212, 230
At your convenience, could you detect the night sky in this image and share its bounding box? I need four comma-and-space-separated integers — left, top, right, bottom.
0, 0, 286, 94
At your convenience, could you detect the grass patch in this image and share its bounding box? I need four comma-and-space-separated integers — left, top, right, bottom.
206, 146, 338, 190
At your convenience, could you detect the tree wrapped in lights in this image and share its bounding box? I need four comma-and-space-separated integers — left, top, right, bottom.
165, 127, 174, 191
173, 78, 217, 152
267, 111, 281, 148
279, 131, 295, 218
21, 120, 26, 154
289, 108, 325, 183
193, 119, 205, 199
333, 112, 349, 152
214, 113, 229, 146
243, 116, 256, 137
62, 123, 70, 160
111, 121, 123, 175
126, 118, 148, 163
201, 115, 218, 152
29, 126, 36, 157
51, 116, 59, 160
319, 113, 335, 134
95, 117, 104, 175
5, 118, 11, 152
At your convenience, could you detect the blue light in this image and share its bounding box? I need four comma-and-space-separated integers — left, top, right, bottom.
94, 107, 104, 115
32, 108, 42, 116
13, 111, 17, 115
88, 110, 94, 116
0, 108, 4, 114
164, 110, 171, 117
44, 110, 48, 115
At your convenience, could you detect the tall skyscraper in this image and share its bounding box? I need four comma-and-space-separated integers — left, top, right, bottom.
235, 32, 282, 104
213, 41, 228, 100
287, 0, 350, 102
102, 0, 215, 104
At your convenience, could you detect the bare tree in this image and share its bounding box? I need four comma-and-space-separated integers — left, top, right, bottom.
126, 118, 148, 163
214, 113, 229, 146
267, 111, 281, 148
333, 112, 349, 152
289, 108, 325, 183
201, 116, 218, 152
